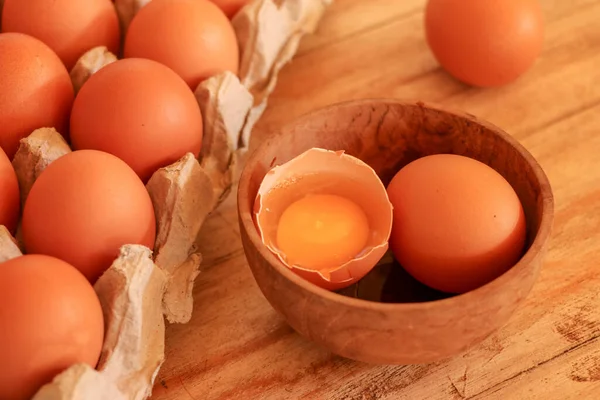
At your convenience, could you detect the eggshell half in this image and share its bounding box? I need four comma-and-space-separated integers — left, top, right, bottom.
254, 148, 393, 291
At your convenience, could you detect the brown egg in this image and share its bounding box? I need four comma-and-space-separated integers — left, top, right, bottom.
387, 154, 527, 294
1, 0, 120, 70
209, 0, 250, 19
0, 147, 19, 234
254, 148, 393, 291
425, 0, 544, 87
0, 33, 74, 159
0, 254, 104, 400
22, 150, 156, 283
124, 0, 239, 90
70, 58, 203, 182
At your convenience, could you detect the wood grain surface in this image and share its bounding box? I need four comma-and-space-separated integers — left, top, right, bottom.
152, 1, 600, 399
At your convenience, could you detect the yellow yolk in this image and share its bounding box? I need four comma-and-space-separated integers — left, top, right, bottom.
276, 194, 370, 270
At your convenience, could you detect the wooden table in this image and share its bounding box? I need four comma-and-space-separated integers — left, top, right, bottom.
152, 1, 600, 398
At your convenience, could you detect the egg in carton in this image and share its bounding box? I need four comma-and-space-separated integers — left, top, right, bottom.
0, 0, 332, 399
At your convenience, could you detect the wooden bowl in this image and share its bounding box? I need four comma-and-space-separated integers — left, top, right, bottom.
237, 99, 554, 365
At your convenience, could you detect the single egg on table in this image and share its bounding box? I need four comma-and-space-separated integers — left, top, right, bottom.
0, 32, 74, 158
124, 0, 239, 90
1, 0, 120, 70
70, 58, 204, 183
387, 154, 527, 294
0, 254, 104, 400
254, 148, 393, 291
425, 0, 544, 87
0, 146, 19, 234
22, 150, 156, 283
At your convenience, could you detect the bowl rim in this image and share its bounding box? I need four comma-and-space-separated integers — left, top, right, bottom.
238, 98, 555, 311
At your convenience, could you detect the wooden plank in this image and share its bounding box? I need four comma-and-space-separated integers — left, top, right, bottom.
151, 1, 600, 399
295, 0, 597, 56
152, 109, 600, 399
255, 0, 600, 139
472, 338, 600, 399
295, 0, 423, 56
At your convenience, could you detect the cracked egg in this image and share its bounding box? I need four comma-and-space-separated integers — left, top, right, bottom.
253, 148, 393, 291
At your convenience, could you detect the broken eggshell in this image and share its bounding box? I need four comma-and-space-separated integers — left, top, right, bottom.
254, 148, 393, 291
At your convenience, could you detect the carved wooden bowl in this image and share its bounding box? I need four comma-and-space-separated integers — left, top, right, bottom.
237, 99, 554, 365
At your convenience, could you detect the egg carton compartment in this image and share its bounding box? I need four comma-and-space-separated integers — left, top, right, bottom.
0, 0, 331, 398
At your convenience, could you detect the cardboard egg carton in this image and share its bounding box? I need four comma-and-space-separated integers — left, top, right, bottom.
0, 0, 331, 398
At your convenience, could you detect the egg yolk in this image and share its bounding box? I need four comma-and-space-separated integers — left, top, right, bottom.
276, 194, 370, 270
